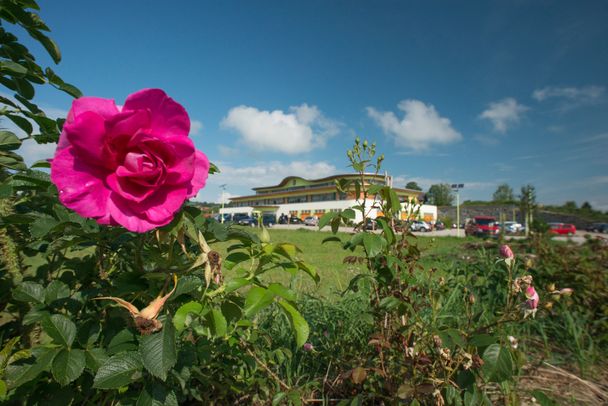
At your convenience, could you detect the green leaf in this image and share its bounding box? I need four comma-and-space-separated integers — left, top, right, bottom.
205, 308, 227, 337
224, 251, 250, 270
6, 113, 33, 134
224, 277, 250, 294
173, 301, 203, 332
363, 233, 385, 257
44, 68, 81, 98
29, 214, 59, 238
6, 346, 58, 389
274, 243, 299, 259
468, 334, 497, 348
51, 348, 85, 386
243, 286, 275, 318
530, 390, 558, 406
139, 319, 177, 381
41, 314, 76, 347
0, 380, 6, 400
278, 300, 309, 347
12, 281, 45, 304
296, 261, 320, 283
44, 280, 70, 304
77, 320, 101, 348
170, 275, 202, 300
137, 383, 178, 406
322, 236, 342, 244
93, 351, 142, 389
268, 283, 297, 302
0, 131, 21, 151
85, 348, 108, 373
342, 208, 356, 219
0, 151, 26, 170
30, 31, 61, 63
0, 60, 28, 75
482, 344, 513, 383
318, 211, 338, 229
13, 78, 35, 100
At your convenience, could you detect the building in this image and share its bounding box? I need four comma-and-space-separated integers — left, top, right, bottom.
219, 174, 437, 223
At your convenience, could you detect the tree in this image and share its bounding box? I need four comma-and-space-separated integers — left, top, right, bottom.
405, 181, 422, 191
563, 201, 577, 210
492, 183, 514, 202
519, 184, 536, 237
581, 201, 592, 211
426, 184, 454, 206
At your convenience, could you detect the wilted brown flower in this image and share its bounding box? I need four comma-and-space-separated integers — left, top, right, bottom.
95, 273, 178, 335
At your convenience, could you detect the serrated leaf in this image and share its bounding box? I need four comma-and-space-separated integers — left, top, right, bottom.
278, 300, 309, 347
482, 344, 513, 383
0, 151, 26, 170
6, 346, 58, 389
12, 281, 45, 304
172, 301, 202, 332
137, 383, 178, 406
224, 251, 250, 270
139, 320, 176, 381
44, 280, 70, 304
29, 214, 59, 238
41, 314, 76, 347
85, 348, 108, 373
93, 351, 142, 389
0, 131, 21, 151
243, 286, 275, 318
51, 348, 85, 386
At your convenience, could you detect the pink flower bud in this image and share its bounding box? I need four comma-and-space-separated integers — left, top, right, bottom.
559, 288, 573, 296
303, 343, 314, 352
499, 245, 514, 259
525, 286, 539, 309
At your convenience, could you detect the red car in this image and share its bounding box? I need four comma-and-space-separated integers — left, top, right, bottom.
465, 216, 500, 237
548, 223, 576, 236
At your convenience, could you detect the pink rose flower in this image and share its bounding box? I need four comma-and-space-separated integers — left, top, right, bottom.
50, 89, 209, 232
499, 244, 514, 259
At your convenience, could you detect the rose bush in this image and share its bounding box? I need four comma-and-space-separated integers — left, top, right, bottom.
50, 88, 209, 232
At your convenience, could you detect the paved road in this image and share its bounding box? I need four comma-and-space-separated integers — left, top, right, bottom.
271, 224, 606, 244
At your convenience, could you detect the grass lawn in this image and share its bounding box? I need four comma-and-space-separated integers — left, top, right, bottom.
213, 227, 485, 298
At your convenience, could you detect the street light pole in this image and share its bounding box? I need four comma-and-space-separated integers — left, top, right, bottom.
451, 184, 464, 237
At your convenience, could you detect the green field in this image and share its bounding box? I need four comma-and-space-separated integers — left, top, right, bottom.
214, 228, 483, 298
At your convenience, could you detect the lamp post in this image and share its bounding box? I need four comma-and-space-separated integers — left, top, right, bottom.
220, 184, 227, 223
451, 184, 464, 237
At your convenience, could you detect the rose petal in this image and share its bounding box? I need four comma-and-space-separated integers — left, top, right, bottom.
108, 193, 172, 233
186, 150, 210, 198
107, 172, 157, 203
163, 136, 196, 185
122, 89, 190, 139
64, 111, 107, 165
50, 147, 110, 219
106, 109, 151, 139
140, 186, 188, 223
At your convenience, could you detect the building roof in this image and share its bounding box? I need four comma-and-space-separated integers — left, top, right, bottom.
230, 174, 424, 202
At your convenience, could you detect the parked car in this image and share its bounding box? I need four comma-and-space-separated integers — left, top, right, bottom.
548, 223, 576, 236
214, 213, 232, 223
365, 218, 377, 230
586, 223, 608, 233
260, 214, 276, 227
434, 221, 446, 231
503, 221, 523, 234
239, 216, 258, 227
465, 216, 500, 237
410, 220, 431, 232
304, 216, 319, 226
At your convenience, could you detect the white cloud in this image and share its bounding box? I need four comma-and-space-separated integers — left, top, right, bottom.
479, 98, 528, 133
221, 104, 340, 154
367, 100, 462, 151
190, 119, 203, 135
19, 139, 56, 166
194, 160, 338, 202
532, 85, 604, 103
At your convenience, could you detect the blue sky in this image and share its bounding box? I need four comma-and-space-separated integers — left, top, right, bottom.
12, 1, 608, 209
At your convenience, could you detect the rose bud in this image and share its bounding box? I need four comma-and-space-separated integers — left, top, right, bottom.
560, 288, 573, 296
499, 245, 514, 259
303, 343, 314, 352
